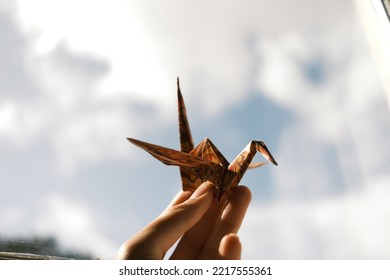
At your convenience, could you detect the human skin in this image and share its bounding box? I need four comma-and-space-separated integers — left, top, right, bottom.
116, 181, 252, 260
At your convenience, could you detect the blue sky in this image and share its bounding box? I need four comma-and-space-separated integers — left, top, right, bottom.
1, 0, 390, 259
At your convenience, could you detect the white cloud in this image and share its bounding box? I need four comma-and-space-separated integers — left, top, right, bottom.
241, 177, 390, 259
15, 0, 174, 103
0, 37, 167, 172
34, 193, 117, 258
0, 100, 45, 147
0, 206, 27, 235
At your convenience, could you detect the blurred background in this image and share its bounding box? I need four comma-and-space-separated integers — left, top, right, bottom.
1, 0, 390, 259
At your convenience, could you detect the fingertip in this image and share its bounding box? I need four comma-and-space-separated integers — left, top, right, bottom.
232, 185, 252, 206
219, 233, 242, 260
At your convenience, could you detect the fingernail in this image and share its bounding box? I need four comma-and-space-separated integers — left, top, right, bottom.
191, 181, 214, 198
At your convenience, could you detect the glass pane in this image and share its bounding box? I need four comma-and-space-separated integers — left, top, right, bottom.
1, 0, 390, 259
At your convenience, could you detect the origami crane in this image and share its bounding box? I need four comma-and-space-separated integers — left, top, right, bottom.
128, 78, 278, 201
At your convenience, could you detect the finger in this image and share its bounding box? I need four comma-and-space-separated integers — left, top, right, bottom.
117, 181, 214, 259
219, 185, 252, 233
219, 233, 242, 260
170, 192, 227, 259
197, 185, 251, 259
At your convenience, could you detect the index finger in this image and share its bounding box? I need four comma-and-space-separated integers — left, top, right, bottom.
117, 182, 214, 259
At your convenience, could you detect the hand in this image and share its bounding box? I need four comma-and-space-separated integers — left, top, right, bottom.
116, 181, 251, 260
